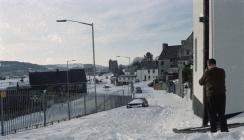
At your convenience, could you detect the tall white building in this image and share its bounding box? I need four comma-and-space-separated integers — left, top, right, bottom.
193, 0, 244, 118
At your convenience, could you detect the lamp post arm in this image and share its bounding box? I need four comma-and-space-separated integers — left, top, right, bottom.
117, 56, 130, 65
66, 20, 92, 26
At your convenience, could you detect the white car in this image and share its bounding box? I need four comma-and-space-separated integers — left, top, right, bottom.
126, 98, 149, 108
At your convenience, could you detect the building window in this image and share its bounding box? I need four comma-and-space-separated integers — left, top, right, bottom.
161, 61, 164, 65
144, 76, 147, 81
186, 50, 190, 55
148, 76, 150, 80
161, 70, 164, 74
153, 69, 155, 73
195, 38, 197, 72
148, 70, 150, 74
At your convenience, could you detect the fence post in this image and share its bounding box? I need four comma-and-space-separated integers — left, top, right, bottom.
104, 94, 105, 111
42, 90, 47, 126
95, 92, 97, 113
0, 91, 5, 136
110, 95, 112, 109
122, 90, 125, 105
84, 95, 86, 115
67, 83, 71, 120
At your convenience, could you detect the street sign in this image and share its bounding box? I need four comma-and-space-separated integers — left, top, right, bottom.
0, 91, 6, 98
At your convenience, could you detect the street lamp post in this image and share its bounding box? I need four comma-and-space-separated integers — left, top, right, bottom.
117, 55, 131, 76
116, 56, 133, 97
67, 60, 76, 120
57, 19, 97, 112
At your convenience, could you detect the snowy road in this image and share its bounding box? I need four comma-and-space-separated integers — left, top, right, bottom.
1, 82, 244, 140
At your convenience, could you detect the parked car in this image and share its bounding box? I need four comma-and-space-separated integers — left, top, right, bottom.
148, 82, 153, 87
103, 85, 111, 89
135, 87, 142, 93
127, 98, 149, 108
135, 79, 140, 83
148, 79, 159, 87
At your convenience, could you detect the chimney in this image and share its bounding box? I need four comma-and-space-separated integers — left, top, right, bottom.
181, 40, 185, 45
162, 43, 168, 50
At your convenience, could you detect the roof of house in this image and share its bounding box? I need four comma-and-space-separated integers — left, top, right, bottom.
185, 32, 193, 42
178, 56, 193, 61
29, 69, 87, 86
109, 60, 118, 67
119, 75, 136, 77
83, 64, 93, 68
158, 45, 181, 60
140, 61, 158, 69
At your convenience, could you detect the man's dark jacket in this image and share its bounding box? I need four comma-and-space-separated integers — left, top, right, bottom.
199, 67, 226, 96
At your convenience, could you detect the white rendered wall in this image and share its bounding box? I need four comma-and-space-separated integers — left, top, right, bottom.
193, 0, 204, 104
136, 69, 158, 82
211, 0, 244, 114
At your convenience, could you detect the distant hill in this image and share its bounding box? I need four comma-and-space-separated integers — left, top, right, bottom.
0, 61, 48, 78
44, 63, 109, 72
44, 63, 84, 71
0, 61, 109, 78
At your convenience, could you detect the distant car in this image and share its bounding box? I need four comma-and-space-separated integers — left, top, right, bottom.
103, 85, 111, 89
135, 87, 142, 93
136, 87, 141, 90
148, 79, 159, 87
135, 79, 140, 83
126, 98, 149, 108
148, 82, 153, 87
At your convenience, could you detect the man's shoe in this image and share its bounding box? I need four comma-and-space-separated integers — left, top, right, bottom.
221, 129, 229, 132
202, 123, 209, 127
210, 128, 217, 133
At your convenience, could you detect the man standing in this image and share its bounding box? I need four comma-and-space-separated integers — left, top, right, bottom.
199, 59, 228, 132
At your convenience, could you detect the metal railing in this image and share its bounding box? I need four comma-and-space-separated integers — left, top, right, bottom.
0, 83, 132, 135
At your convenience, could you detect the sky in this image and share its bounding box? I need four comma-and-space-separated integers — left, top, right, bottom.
0, 0, 192, 66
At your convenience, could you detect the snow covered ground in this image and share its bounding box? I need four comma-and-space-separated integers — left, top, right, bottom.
1, 82, 244, 140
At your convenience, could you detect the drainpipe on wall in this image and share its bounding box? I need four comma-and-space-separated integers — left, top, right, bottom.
201, 0, 210, 126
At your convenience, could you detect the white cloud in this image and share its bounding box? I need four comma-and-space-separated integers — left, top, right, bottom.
47, 34, 63, 44
0, 37, 5, 60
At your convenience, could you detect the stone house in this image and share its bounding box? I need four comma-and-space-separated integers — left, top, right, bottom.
158, 43, 181, 81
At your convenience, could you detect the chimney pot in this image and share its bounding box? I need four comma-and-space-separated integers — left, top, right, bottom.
162, 43, 168, 50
